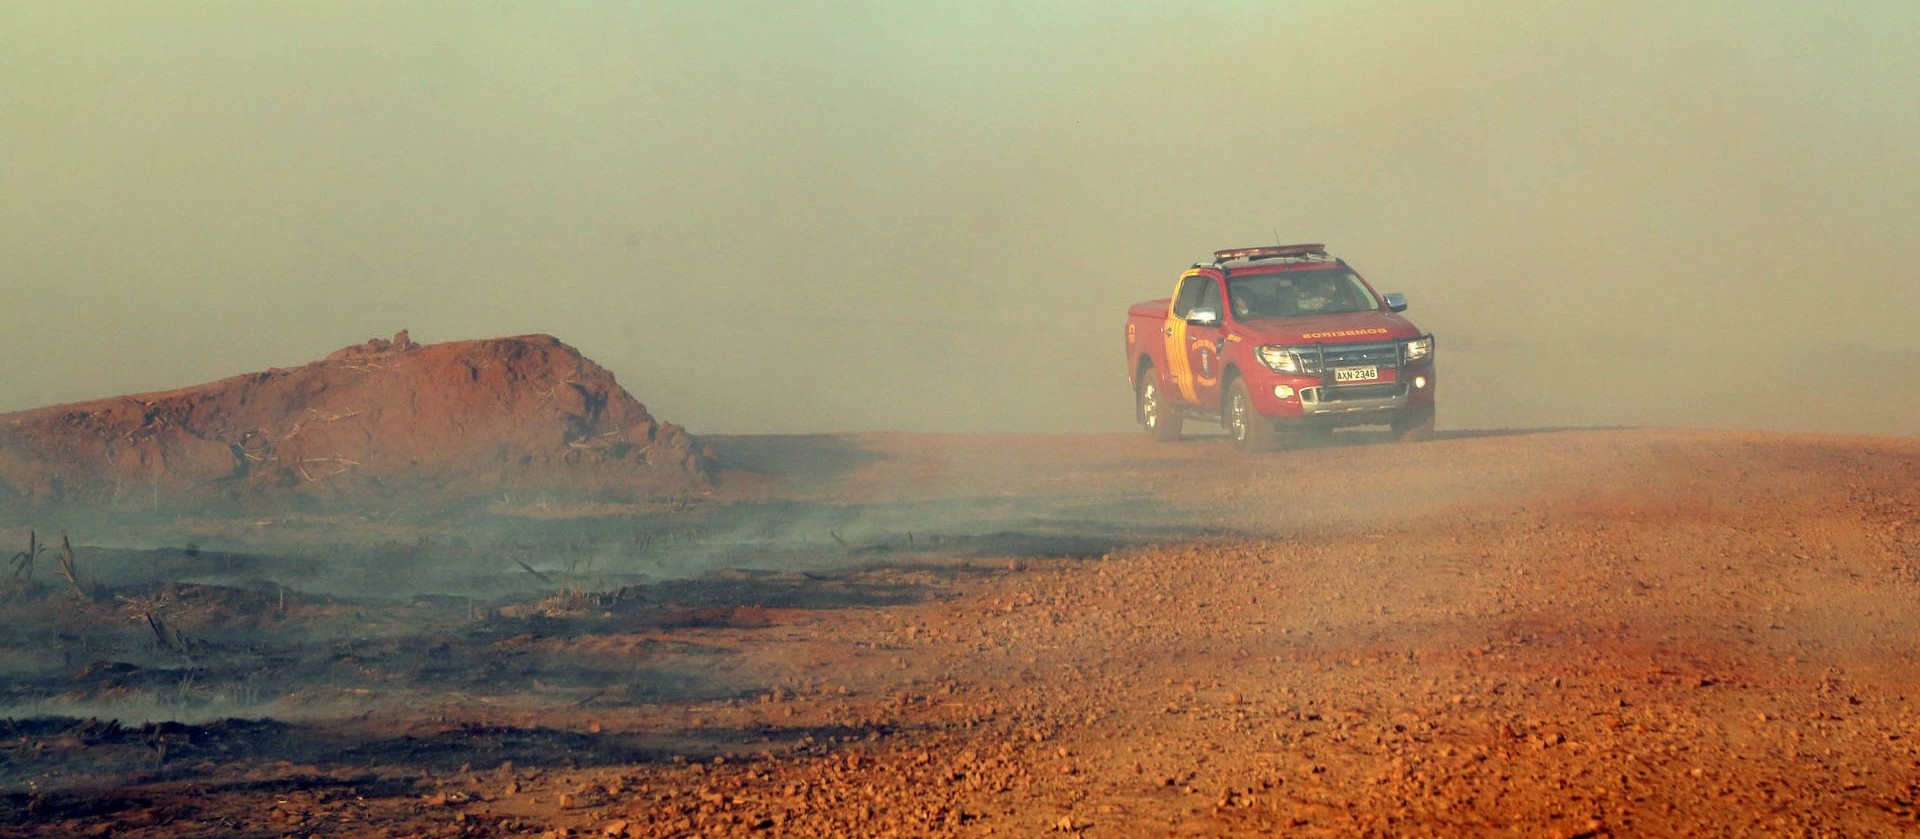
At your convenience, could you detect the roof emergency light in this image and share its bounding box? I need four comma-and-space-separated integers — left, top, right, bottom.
1212, 243, 1327, 262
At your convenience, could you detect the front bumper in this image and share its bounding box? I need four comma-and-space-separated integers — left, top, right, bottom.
1246, 364, 1436, 428
1299, 381, 1412, 422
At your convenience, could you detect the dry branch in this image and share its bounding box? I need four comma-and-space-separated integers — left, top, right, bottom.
56, 532, 96, 602
9, 530, 40, 582
143, 612, 191, 656
517, 561, 553, 585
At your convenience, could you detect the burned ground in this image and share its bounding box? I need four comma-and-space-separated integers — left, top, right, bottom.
2, 428, 1919, 837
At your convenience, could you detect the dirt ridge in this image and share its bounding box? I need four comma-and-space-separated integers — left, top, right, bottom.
0, 331, 713, 507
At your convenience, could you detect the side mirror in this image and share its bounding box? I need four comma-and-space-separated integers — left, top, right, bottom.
1383, 293, 1408, 313
1185, 308, 1221, 327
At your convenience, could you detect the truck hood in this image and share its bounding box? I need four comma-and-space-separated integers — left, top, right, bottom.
1229, 310, 1424, 346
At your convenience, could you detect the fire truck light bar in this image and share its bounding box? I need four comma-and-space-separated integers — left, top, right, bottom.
1212, 243, 1327, 262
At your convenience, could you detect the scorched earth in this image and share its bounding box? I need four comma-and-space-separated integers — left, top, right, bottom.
3, 427, 1919, 838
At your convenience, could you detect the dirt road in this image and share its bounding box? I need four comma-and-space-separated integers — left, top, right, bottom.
4, 428, 1918, 836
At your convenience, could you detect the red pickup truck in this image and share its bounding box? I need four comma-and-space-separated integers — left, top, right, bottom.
1124, 244, 1435, 450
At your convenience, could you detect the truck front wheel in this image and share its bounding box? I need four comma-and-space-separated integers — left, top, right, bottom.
1226, 378, 1273, 453
1138, 366, 1182, 441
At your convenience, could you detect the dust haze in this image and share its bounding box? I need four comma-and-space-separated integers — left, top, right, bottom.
2, 2, 1917, 435
9, 10, 1920, 830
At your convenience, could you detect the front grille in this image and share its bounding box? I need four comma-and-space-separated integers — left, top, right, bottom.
1322, 382, 1405, 402
1320, 342, 1400, 369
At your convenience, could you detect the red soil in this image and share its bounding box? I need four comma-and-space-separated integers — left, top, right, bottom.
0, 332, 712, 506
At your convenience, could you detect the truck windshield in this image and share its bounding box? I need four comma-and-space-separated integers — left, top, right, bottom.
1227, 269, 1377, 319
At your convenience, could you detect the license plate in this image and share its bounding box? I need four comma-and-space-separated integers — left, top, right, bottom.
1334, 366, 1379, 383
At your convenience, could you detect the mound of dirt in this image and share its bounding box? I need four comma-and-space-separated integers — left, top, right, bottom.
0, 332, 713, 507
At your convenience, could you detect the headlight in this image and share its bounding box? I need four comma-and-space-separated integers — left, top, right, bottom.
1402, 335, 1434, 364
1258, 345, 1316, 374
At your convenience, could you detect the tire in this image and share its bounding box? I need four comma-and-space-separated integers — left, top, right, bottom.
1392, 405, 1436, 443
1138, 365, 1182, 441
1226, 378, 1274, 453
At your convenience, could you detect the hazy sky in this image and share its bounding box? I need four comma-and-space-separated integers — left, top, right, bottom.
4, 2, 1917, 434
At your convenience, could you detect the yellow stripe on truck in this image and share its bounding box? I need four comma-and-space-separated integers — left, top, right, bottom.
1165, 314, 1196, 402
1164, 270, 1200, 403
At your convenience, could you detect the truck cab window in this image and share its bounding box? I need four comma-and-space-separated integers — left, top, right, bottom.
1172, 276, 1210, 318
1196, 281, 1221, 319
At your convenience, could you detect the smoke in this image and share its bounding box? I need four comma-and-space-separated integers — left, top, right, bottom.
1, 2, 1915, 434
